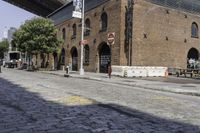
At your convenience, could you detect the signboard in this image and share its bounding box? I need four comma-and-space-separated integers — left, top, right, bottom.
72, 11, 82, 19
73, 0, 82, 18
107, 32, 115, 45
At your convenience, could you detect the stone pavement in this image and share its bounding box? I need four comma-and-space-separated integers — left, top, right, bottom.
40, 70, 200, 97
0, 69, 200, 133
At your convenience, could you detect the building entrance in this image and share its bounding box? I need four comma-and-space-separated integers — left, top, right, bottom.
99, 43, 111, 73
71, 47, 78, 71
187, 48, 199, 60
187, 48, 199, 69
53, 52, 58, 70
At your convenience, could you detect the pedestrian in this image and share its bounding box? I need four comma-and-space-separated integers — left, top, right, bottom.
0, 59, 2, 73
107, 61, 112, 78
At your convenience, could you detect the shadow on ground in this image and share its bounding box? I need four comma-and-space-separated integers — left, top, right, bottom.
0, 77, 199, 133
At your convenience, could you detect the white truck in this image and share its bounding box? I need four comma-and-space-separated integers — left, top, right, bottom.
4, 51, 21, 68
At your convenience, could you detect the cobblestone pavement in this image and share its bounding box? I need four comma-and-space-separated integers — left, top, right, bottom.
0, 69, 200, 133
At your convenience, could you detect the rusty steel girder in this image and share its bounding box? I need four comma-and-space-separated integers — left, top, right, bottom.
3, 0, 70, 16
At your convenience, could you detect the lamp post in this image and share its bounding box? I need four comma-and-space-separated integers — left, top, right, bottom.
79, 0, 85, 75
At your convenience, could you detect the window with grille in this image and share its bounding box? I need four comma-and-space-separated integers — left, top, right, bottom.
100, 12, 108, 31
84, 45, 90, 65
72, 23, 77, 39
62, 28, 66, 40
85, 18, 91, 36
191, 22, 198, 38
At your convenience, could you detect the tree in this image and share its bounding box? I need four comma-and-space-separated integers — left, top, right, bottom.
0, 39, 9, 59
12, 17, 62, 67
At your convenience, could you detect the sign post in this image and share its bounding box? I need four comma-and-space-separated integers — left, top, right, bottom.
73, 0, 84, 75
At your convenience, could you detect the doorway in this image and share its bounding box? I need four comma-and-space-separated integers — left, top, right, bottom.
71, 47, 78, 71
187, 48, 199, 68
99, 43, 111, 73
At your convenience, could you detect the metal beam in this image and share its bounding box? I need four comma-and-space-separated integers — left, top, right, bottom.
3, 0, 66, 16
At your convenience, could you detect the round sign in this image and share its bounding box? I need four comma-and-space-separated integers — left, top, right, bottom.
107, 32, 115, 45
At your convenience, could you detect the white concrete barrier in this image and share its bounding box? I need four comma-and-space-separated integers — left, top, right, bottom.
146, 67, 168, 77
111, 66, 168, 77
126, 66, 147, 77
111, 66, 127, 77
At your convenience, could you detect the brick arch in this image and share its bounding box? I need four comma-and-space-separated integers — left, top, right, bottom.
98, 42, 111, 73
70, 47, 78, 71
187, 47, 199, 60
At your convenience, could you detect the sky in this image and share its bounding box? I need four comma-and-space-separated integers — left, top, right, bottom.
0, 0, 36, 40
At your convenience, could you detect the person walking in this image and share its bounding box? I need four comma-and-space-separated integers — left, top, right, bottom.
0, 59, 2, 73
107, 61, 112, 78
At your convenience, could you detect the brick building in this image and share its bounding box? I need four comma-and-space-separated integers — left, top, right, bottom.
48, 0, 200, 72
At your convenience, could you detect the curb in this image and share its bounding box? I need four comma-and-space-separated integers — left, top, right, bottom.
39, 71, 200, 97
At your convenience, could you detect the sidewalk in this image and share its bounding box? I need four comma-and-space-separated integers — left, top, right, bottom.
40, 70, 200, 97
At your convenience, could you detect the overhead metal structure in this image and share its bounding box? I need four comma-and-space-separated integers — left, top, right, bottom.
3, 0, 72, 17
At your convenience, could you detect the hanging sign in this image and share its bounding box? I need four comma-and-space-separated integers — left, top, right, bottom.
72, 11, 82, 18
73, 0, 82, 18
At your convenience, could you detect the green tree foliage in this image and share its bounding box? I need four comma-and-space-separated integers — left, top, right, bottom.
0, 39, 9, 59
12, 17, 61, 55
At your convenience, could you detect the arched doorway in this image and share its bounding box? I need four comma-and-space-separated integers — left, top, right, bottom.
187, 48, 199, 68
60, 48, 65, 65
187, 48, 199, 60
71, 47, 78, 71
99, 42, 111, 73
53, 52, 58, 70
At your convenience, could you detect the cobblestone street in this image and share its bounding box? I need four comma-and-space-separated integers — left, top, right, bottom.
0, 69, 200, 133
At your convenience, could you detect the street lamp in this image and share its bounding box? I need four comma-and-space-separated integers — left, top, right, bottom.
79, 0, 85, 75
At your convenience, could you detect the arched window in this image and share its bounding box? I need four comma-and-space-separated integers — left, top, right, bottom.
191, 22, 198, 38
85, 18, 91, 36
84, 45, 90, 65
100, 12, 108, 31
72, 23, 76, 39
62, 28, 66, 40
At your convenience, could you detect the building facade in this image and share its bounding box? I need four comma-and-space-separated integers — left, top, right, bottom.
48, 0, 200, 72
7, 27, 17, 51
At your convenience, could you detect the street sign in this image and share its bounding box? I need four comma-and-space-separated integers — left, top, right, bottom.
72, 11, 82, 19
107, 32, 115, 45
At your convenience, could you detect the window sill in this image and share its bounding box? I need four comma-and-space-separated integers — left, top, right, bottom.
99, 29, 107, 33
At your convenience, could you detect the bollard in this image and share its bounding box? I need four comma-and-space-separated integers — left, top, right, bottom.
64, 66, 70, 77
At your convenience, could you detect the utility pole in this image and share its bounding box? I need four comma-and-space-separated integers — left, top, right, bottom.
72, 0, 85, 75
79, 0, 85, 75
